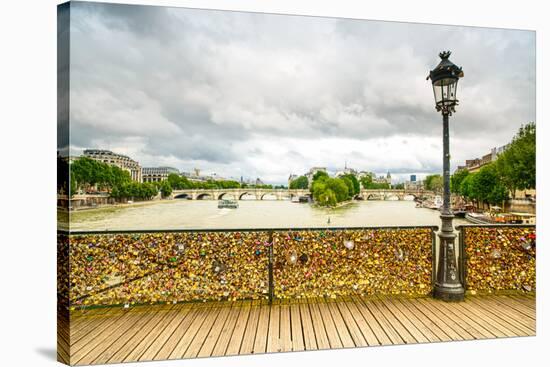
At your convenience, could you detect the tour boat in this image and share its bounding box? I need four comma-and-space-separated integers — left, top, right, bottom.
218, 199, 238, 209
465, 211, 535, 225
465, 212, 491, 224
509, 212, 536, 225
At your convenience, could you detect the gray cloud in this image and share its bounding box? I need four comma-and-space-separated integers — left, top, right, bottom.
68, 2, 535, 184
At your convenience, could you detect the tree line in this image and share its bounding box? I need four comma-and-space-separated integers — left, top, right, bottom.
450, 122, 535, 207
70, 157, 167, 200
69, 159, 288, 200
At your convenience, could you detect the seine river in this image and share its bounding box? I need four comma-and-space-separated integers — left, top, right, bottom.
69, 199, 469, 231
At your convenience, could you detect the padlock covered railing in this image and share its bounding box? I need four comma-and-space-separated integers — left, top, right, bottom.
272, 227, 435, 299
458, 225, 536, 293
58, 224, 535, 309
59, 226, 436, 308
66, 230, 271, 307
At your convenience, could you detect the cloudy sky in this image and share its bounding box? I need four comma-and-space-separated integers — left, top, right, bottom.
66, 2, 535, 184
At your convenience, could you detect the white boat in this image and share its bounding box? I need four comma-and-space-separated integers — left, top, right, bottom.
218, 199, 238, 209
465, 212, 491, 224
509, 212, 536, 225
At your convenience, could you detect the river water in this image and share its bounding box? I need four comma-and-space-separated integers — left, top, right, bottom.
69, 199, 469, 231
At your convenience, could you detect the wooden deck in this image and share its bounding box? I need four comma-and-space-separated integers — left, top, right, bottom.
59, 294, 536, 365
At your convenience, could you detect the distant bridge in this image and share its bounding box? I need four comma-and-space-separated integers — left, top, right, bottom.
170, 188, 310, 201
170, 188, 435, 201
359, 189, 435, 201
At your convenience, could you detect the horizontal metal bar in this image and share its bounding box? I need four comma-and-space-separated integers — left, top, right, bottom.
455, 224, 536, 229
60, 225, 440, 235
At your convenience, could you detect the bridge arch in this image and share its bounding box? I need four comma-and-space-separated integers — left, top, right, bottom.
403, 194, 417, 201
196, 193, 213, 200
260, 193, 277, 200
366, 194, 381, 200
174, 193, 191, 199
218, 193, 236, 200
239, 192, 256, 200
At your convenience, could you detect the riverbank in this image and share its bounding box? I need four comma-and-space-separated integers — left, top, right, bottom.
311, 199, 355, 210
70, 197, 170, 212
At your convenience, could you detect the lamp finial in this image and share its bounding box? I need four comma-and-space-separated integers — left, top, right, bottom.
439, 51, 452, 59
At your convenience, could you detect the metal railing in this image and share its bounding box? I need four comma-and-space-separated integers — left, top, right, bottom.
59, 226, 436, 308
457, 224, 536, 293
57, 224, 536, 309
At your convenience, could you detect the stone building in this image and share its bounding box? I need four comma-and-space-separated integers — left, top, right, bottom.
142, 167, 179, 183
404, 180, 424, 190
83, 149, 142, 182
372, 171, 391, 185
461, 143, 509, 173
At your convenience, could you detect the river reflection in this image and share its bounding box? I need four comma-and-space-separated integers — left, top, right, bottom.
69, 199, 469, 231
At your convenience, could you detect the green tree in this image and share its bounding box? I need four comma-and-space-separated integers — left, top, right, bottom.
311, 176, 349, 206
341, 174, 360, 196
495, 122, 536, 197
289, 175, 309, 189
470, 163, 509, 206
340, 176, 354, 199
451, 169, 469, 194
218, 180, 241, 189
459, 174, 475, 200
393, 183, 405, 189
424, 174, 443, 192
159, 180, 172, 197
360, 174, 373, 189
70, 156, 131, 193
318, 189, 337, 207
167, 173, 193, 190
325, 178, 349, 202
69, 170, 77, 197
312, 171, 329, 182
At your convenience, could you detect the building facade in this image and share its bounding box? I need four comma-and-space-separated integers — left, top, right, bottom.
404, 180, 424, 190
457, 143, 535, 202
460, 143, 509, 173
83, 149, 142, 182
372, 171, 391, 185
142, 167, 179, 183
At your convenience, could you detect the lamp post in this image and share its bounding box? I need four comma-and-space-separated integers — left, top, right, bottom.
428, 51, 465, 301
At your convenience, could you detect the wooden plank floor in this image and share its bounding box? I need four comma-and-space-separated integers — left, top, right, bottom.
66, 294, 536, 365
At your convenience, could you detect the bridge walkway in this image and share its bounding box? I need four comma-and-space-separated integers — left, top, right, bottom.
61, 293, 535, 364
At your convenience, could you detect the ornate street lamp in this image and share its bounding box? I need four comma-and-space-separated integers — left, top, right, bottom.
428, 51, 465, 301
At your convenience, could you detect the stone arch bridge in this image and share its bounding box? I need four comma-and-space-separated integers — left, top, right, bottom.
170, 188, 435, 201
359, 189, 436, 201
170, 188, 310, 201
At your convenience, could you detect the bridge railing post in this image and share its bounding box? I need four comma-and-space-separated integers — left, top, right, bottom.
458, 226, 466, 289
268, 231, 274, 304
431, 226, 437, 287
